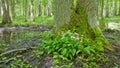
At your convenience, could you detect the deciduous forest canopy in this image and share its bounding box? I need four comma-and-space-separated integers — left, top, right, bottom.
0, 0, 120, 68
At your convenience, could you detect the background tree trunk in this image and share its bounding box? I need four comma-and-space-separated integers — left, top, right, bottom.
30, 0, 34, 23
113, 0, 117, 16
99, 0, 107, 30
0, 0, 1, 16
105, 0, 109, 17
118, 0, 120, 15
1, 0, 12, 24
24, 0, 28, 22
47, 0, 52, 16
38, 0, 42, 16
10, 0, 15, 20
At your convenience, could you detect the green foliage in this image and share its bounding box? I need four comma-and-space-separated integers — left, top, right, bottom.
0, 16, 53, 26
34, 45, 44, 58
41, 30, 107, 67
42, 31, 80, 60
41, 0, 48, 7
0, 57, 33, 68
99, 16, 120, 24
10, 57, 32, 68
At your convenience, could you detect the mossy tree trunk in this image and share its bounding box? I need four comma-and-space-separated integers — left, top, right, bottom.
54, 0, 111, 46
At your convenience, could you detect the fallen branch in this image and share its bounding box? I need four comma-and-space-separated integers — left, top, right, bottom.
0, 57, 14, 64
0, 47, 36, 57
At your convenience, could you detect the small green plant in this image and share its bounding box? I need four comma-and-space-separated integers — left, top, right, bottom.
42, 31, 82, 60
34, 45, 44, 57
10, 57, 32, 68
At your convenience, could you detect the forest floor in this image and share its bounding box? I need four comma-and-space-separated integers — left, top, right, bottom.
101, 22, 120, 68
103, 29, 120, 68
0, 23, 120, 68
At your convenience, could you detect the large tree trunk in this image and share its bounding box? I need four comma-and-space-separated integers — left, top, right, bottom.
1, 0, 12, 24
54, 0, 73, 31
54, 0, 112, 47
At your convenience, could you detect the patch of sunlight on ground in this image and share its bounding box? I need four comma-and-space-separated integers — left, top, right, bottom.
108, 22, 120, 31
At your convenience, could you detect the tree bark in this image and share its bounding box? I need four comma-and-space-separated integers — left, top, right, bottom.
54, 0, 73, 31
54, 0, 111, 47
47, 0, 52, 16
1, 0, 12, 24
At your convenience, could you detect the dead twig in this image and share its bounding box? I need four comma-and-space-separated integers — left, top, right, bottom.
0, 47, 36, 57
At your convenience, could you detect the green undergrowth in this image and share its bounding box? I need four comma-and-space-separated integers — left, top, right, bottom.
36, 30, 108, 67
0, 16, 54, 27
103, 16, 120, 23
0, 57, 32, 68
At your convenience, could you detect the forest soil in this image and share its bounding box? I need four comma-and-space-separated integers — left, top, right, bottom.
102, 29, 120, 68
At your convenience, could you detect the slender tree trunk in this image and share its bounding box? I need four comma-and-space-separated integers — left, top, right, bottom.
24, 0, 28, 22
118, 0, 120, 15
38, 0, 42, 16
10, 0, 15, 20
100, 0, 104, 19
30, 0, 34, 23
105, 0, 109, 17
1, 0, 12, 24
0, 0, 1, 16
99, 0, 107, 30
42, 0, 48, 16
113, 0, 117, 16
47, 0, 52, 16
0, 0, 3, 16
